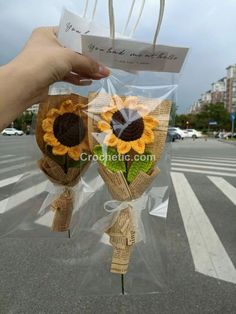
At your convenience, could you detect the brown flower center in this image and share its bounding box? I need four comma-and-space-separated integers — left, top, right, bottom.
110, 108, 144, 141
53, 113, 85, 147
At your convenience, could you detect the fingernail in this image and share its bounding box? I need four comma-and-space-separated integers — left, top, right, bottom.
98, 65, 110, 77
80, 80, 92, 86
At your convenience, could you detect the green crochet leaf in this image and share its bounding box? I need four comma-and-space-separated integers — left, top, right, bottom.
93, 145, 126, 173
127, 151, 154, 183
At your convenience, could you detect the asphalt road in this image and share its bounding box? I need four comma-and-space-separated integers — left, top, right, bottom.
0, 136, 236, 314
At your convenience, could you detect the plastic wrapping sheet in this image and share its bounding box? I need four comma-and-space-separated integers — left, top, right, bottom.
76, 70, 173, 294
0, 70, 174, 295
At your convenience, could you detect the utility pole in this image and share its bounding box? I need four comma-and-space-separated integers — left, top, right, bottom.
230, 112, 235, 135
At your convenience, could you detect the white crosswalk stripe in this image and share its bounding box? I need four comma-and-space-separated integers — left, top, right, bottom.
172, 159, 236, 167
173, 155, 236, 161
0, 162, 35, 174
0, 154, 15, 159
0, 170, 39, 188
173, 156, 236, 164
208, 176, 236, 206
171, 155, 236, 177
0, 174, 25, 188
171, 171, 236, 284
171, 167, 236, 177
0, 156, 30, 165
172, 162, 236, 172
0, 180, 47, 214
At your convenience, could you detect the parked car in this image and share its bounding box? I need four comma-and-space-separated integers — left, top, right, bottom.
183, 129, 202, 139
168, 127, 186, 140
1, 128, 24, 136
223, 132, 236, 139
167, 130, 179, 142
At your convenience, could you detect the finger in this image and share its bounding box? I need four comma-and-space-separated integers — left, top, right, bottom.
63, 73, 92, 86
68, 51, 110, 80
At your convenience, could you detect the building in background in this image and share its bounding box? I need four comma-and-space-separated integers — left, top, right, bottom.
226, 64, 236, 113
189, 63, 236, 114
25, 104, 39, 114
201, 90, 212, 104
211, 78, 226, 105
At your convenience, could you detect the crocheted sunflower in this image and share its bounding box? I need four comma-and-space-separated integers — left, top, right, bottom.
97, 95, 159, 154
42, 100, 87, 161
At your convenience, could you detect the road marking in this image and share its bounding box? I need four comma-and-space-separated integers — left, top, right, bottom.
171, 167, 236, 177
0, 174, 24, 188
171, 172, 236, 284
0, 162, 35, 174
171, 162, 236, 172
0, 170, 39, 188
172, 155, 236, 161
208, 176, 236, 206
172, 156, 236, 164
172, 159, 236, 167
0, 156, 30, 165
0, 155, 15, 159
0, 180, 47, 214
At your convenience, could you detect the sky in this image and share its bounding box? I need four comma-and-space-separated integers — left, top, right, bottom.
0, 0, 236, 113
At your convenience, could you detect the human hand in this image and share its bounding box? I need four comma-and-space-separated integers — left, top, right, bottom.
0, 26, 110, 131
12, 26, 110, 103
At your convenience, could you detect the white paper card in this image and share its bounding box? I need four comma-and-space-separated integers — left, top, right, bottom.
58, 8, 109, 53
81, 35, 189, 73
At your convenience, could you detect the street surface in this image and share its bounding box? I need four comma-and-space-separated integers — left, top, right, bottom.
0, 136, 236, 313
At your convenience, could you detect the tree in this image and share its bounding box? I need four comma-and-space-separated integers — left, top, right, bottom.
14, 111, 34, 131
196, 103, 230, 131
175, 103, 231, 131
170, 102, 178, 126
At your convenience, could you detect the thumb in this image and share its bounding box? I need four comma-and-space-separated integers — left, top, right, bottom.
68, 50, 110, 80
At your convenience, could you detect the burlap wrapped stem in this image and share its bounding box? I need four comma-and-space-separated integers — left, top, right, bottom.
36, 94, 90, 232
87, 92, 172, 274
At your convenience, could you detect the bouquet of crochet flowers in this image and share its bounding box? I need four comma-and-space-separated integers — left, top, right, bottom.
87, 93, 171, 274
36, 94, 90, 232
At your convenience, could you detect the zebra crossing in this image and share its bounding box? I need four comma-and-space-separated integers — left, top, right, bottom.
171, 155, 236, 177
171, 154, 236, 284
0, 152, 103, 229
0, 150, 236, 285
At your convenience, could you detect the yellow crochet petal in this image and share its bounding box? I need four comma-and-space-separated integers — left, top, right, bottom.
104, 133, 119, 147
97, 121, 111, 133
136, 105, 149, 117
43, 133, 59, 146
131, 139, 145, 154
47, 108, 60, 118
141, 127, 155, 144
112, 95, 124, 109
101, 111, 114, 122
68, 145, 82, 161
124, 96, 138, 108
52, 144, 68, 156
42, 118, 53, 132
60, 100, 75, 114
117, 140, 132, 154
144, 116, 159, 128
